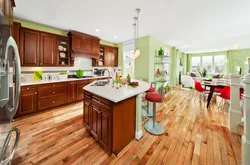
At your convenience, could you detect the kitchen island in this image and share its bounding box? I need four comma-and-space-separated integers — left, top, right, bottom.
83, 80, 150, 156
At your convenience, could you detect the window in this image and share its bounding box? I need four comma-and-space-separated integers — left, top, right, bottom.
214, 55, 226, 73
190, 55, 226, 74
191, 56, 200, 72
123, 51, 135, 78
202, 56, 212, 73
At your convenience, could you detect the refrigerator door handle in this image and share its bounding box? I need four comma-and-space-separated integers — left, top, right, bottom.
0, 128, 20, 165
5, 37, 21, 117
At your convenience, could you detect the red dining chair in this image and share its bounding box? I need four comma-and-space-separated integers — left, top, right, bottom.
217, 86, 230, 113
194, 81, 210, 107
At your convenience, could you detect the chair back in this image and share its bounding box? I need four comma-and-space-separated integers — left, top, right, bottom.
194, 81, 204, 92
220, 86, 230, 100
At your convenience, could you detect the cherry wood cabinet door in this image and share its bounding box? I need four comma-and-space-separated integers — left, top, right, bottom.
83, 100, 91, 129
72, 35, 81, 52
17, 87, 38, 117
81, 36, 92, 52
99, 108, 111, 153
104, 47, 114, 67
113, 48, 118, 67
77, 80, 89, 100
40, 33, 57, 66
92, 40, 100, 54
68, 81, 77, 103
90, 104, 101, 140
20, 28, 40, 66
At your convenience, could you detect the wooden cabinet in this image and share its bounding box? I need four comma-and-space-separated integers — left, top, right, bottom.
81, 36, 92, 52
0, 0, 15, 27
16, 85, 37, 118
83, 99, 91, 129
72, 35, 82, 52
37, 82, 68, 110
68, 31, 100, 59
68, 81, 77, 103
83, 91, 112, 154
93, 45, 118, 67
20, 28, 40, 66
40, 33, 57, 66
12, 21, 21, 47
77, 80, 89, 100
19, 27, 71, 66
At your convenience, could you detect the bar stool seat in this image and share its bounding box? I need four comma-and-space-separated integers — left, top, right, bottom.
142, 83, 156, 118
144, 92, 165, 135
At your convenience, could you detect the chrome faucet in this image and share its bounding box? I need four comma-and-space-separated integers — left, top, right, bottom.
104, 68, 110, 84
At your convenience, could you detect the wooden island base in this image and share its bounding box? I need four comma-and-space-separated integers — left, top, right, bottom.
83, 91, 136, 156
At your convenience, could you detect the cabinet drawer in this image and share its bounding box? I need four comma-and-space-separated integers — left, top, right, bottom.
84, 91, 91, 100
38, 85, 67, 98
38, 94, 67, 110
92, 95, 111, 110
39, 82, 67, 88
21, 85, 37, 92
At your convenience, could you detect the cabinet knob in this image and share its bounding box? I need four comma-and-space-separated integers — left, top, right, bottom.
53, 92, 55, 94
35, 92, 37, 95
40, 63, 42, 65
37, 63, 39, 65
53, 101, 55, 104
27, 87, 29, 90
53, 84, 56, 86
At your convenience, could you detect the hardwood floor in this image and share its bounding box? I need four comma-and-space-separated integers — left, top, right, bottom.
12, 89, 242, 165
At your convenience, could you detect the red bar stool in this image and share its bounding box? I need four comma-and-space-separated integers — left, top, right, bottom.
144, 89, 165, 135
142, 82, 156, 118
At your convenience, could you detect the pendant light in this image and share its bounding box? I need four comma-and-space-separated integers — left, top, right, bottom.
128, 8, 141, 60
134, 8, 141, 58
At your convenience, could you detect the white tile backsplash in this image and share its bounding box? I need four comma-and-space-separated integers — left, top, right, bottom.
21, 57, 92, 72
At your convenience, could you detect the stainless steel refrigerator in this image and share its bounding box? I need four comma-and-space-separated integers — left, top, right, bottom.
0, 11, 21, 165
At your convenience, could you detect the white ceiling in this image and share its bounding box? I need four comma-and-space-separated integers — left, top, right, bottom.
14, 0, 250, 54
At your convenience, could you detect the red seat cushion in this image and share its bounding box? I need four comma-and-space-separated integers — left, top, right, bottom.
146, 93, 162, 103
214, 88, 223, 93
147, 86, 155, 93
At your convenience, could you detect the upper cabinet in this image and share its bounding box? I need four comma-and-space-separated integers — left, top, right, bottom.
40, 33, 57, 66
0, 0, 16, 26
19, 27, 71, 66
93, 45, 118, 67
20, 28, 40, 66
68, 31, 100, 59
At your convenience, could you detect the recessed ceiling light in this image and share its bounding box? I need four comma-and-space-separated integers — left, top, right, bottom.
114, 36, 118, 39
95, 29, 100, 32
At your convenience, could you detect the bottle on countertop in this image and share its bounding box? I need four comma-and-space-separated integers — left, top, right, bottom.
127, 74, 131, 84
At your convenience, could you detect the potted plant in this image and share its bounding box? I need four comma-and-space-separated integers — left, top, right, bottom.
158, 47, 164, 56
198, 68, 207, 77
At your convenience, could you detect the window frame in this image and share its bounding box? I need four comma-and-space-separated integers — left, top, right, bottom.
190, 54, 226, 74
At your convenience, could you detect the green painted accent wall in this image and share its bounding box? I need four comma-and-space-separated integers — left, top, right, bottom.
15, 19, 68, 36
100, 40, 118, 47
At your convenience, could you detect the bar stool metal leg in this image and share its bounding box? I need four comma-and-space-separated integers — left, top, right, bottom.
144, 102, 164, 135
142, 100, 153, 117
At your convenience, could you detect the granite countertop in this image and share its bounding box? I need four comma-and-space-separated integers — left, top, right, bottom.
21, 76, 110, 86
83, 80, 150, 103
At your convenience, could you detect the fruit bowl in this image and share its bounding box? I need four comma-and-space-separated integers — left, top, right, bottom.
128, 81, 139, 88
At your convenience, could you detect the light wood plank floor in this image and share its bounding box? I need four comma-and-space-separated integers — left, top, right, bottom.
12, 89, 242, 165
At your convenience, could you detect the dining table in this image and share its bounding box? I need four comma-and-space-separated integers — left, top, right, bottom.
203, 81, 244, 108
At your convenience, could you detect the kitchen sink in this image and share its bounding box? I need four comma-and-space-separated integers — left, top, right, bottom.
92, 81, 109, 86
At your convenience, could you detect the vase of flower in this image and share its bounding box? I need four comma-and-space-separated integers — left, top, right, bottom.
158, 47, 164, 56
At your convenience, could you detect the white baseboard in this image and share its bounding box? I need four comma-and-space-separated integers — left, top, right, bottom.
135, 130, 143, 140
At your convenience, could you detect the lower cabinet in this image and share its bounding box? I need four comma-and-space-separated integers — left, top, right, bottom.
83, 91, 112, 154
68, 81, 77, 102
16, 85, 38, 117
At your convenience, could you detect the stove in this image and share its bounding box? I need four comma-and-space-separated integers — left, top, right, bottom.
68, 75, 93, 79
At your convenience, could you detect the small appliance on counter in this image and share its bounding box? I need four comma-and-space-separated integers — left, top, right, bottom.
93, 69, 105, 76
76, 69, 84, 78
